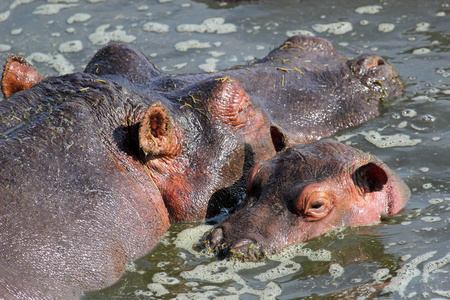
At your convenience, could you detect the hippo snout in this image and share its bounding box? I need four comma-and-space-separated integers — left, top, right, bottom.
204, 227, 267, 261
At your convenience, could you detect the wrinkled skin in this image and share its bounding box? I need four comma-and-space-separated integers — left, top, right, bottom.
2, 36, 404, 224
205, 131, 410, 261
0, 36, 403, 297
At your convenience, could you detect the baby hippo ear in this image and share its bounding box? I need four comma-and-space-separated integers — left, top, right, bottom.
353, 162, 388, 193
270, 125, 289, 152
207, 77, 252, 128
139, 103, 182, 157
2, 55, 44, 98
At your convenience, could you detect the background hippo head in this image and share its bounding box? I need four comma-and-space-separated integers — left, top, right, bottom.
205, 127, 410, 261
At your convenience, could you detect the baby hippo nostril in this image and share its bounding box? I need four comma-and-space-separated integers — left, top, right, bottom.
208, 228, 224, 248
233, 238, 252, 249
366, 55, 385, 69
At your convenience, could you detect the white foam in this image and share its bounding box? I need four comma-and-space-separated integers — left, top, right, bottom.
415, 22, 430, 32
58, 40, 83, 53
175, 40, 211, 52
0, 10, 10, 22
312, 22, 353, 35
286, 29, 315, 37
199, 58, 219, 72
177, 18, 237, 34
153, 272, 181, 285
329, 263, 344, 279
11, 28, 22, 35
88, 24, 136, 45
361, 130, 421, 148
33, 4, 77, 15
421, 216, 441, 223
378, 23, 395, 33
422, 252, 450, 283
254, 261, 301, 282
383, 251, 436, 297
143, 22, 170, 34
0, 44, 12, 52
413, 48, 431, 55
26, 52, 74, 74
355, 5, 383, 14
372, 268, 391, 283
67, 13, 91, 24
173, 224, 212, 256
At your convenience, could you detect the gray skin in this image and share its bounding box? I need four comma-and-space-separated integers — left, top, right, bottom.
205, 128, 410, 261
0, 35, 402, 298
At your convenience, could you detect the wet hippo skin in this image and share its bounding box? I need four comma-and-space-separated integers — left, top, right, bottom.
0, 35, 403, 298
205, 127, 410, 261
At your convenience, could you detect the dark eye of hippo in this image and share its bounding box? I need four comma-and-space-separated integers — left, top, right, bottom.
292, 183, 332, 222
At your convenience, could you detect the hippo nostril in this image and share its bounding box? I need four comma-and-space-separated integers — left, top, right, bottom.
366, 56, 385, 69
209, 228, 224, 248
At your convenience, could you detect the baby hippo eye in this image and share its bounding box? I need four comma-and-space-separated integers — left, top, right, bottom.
293, 185, 332, 221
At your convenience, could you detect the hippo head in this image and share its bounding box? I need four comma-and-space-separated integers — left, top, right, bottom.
205, 127, 410, 261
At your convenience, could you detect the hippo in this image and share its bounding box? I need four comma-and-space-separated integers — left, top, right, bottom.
205, 127, 410, 261
0, 35, 402, 298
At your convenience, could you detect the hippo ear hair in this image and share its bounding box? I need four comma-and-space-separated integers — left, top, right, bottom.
270, 125, 288, 152
353, 162, 388, 193
138, 103, 181, 158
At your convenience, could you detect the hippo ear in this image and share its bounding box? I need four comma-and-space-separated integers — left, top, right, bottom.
353, 162, 388, 193
206, 77, 252, 128
84, 44, 161, 84
138, 103, 181, 157
270, 125, 289, 152
2, 55, 44, 98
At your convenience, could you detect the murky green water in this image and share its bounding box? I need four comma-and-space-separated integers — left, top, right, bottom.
1, 0, 448, 299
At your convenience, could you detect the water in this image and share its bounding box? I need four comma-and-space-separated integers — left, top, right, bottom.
1, 0, 448, 299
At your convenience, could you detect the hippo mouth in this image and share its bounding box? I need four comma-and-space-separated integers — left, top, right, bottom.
202, 227, 268, 261
349, 54, 404, 95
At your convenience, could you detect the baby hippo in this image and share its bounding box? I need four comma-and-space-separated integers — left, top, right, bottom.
205, 127, 410, 261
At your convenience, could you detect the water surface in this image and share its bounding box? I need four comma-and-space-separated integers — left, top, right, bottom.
0, 0, 448, 299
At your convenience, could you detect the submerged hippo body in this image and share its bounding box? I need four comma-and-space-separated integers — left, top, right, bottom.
206, 130, 410, 261
0, 36, 402, 297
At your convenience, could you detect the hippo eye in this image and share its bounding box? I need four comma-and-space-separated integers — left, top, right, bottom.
294, 185, 332, 221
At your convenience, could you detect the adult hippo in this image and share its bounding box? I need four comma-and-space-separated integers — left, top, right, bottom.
0, 36, 403, 298
205, 127, 410, 261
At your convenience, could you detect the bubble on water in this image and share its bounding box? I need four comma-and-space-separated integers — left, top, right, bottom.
419, 167, 429, 173
33, 4, 77, 15
384, 251, 436, 297
359, 20, 369, 26
0, 44, 12, 52
173, 62, 187, 69
135, 289, 153, 296
436, 11, 446, 17
312, 22, 353, 35
415, 22, 430, 32
421, 216, 441, 222
286, 29, 315, 37
373, 268, 391, 283
422, 183, 433, 190
361, 130, 421, 148
378, 23, 395, 33
175, 40, 211, 52
209, 51, 225, 57
143, 22, 169, 34
88, 24, 136, 45
413, 48, 431, 55
26, 52, 74, 74
58, 40, 83, 53
401, 221, 411, 225
138, 5, 149, 11
420, 114, 436, 122
147, 283, 170, 296
67, 13, 91, 24
355, 5, 383, 14
402, 109, 417, 117
329, 263, 344, 279
177, 18, 237, 34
